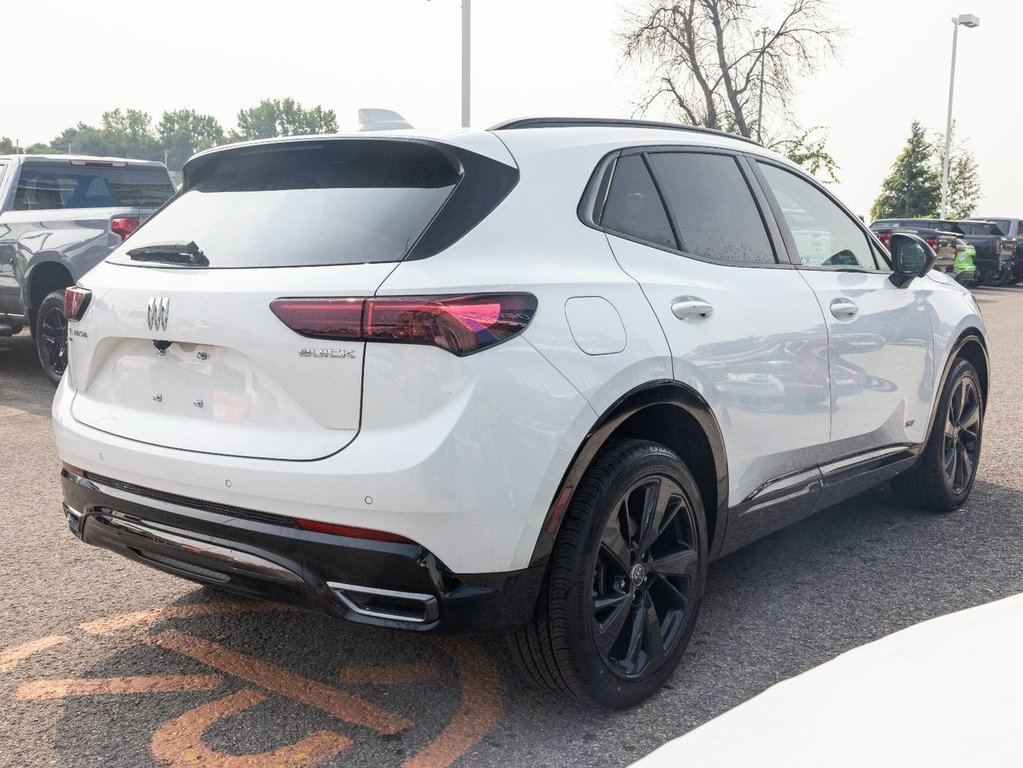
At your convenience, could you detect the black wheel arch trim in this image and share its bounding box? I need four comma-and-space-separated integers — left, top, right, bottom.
529, 380, 730, 569
926, 330, 989, 440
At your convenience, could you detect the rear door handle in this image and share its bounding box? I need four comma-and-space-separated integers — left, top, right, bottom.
671, 299, 714, 319
830, 298, 859, 319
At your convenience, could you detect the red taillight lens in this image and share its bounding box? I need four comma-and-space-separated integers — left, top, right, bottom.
110, 216, 140, 240
270, 293, 537, 356
295, 518, 415, 544
925, 237, 938, 249
269, 298, 364, 340
64, 286, 92, 321
877, 232, 890, 249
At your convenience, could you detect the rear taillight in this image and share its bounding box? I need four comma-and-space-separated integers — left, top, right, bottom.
925, 237, 938, 249
295, 518, 415, 544
877, 232, 890, 249
110, 216, 140, 240
270, 293, 538, 356
64, 287, 92, 321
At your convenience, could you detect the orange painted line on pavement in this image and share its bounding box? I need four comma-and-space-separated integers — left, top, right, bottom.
146, 630, 413, 736
151, 687, 351, 768
78, 601, 292, 635
15, 674, 223, 701
339, 661, 440, 686
402, 637, 505, 768
0, 635, 71, 673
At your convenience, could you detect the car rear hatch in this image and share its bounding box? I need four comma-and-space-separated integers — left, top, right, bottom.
67, 137, 516, 460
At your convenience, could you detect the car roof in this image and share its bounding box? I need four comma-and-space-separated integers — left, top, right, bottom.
186, 117, 791, 169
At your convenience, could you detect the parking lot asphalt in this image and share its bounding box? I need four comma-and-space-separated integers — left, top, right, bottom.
3, 286, 1023, 768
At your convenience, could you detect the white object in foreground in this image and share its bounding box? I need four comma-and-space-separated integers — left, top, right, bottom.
633, 593, 1023, 767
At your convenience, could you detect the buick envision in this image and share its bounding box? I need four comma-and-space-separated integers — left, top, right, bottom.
53, 118, 988, 708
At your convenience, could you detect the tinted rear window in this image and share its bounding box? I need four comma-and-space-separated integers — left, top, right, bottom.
111, 141, 461, 268
600, 154, 677, 250
13, 163, 174, 210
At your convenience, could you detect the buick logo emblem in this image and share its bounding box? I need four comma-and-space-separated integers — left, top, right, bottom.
147, 297, 170, 332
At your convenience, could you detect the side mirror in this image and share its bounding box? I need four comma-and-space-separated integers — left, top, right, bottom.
889, 232, 936, 287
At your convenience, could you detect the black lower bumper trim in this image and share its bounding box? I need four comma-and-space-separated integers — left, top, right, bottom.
61, 469, 544, 634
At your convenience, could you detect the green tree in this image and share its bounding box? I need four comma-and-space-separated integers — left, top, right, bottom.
0, 137, 16, 153
932, 124, 982, 220
232, 98, 338, 141
158, 109, 225, 172
50, 109, 161, 160
772, 126, 839, 183
870, 121, 941, 220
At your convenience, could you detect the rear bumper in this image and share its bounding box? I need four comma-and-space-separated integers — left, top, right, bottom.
61, 468, 544, 634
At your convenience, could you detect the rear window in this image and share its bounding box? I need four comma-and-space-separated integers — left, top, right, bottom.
13, 163, 174, 210
111, 141, 462, 268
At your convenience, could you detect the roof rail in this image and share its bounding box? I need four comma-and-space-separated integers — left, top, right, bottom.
488, 117, 762, 147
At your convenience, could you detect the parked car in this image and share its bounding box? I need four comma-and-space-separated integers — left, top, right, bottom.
0, 155, 176, 382
975, 217, 1023, 283
871, 218, 1016, 286
53, 119, 989, 709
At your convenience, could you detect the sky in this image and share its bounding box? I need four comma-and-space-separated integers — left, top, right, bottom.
4, 0, 1020, 218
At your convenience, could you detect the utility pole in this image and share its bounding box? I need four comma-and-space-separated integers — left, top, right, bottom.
756, 27, 769, 144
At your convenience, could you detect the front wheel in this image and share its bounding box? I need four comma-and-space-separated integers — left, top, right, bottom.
894, 358, 983, 511
512, 439, 707, 709
35, 289, 69, 385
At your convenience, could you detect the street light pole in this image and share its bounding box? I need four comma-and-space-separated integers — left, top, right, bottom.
461, 0, 471, 128
940, 13, 980, 219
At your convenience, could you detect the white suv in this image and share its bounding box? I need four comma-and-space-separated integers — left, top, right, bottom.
53, 118, 988, 708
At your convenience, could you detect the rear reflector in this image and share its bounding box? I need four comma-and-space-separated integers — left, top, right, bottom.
295, 518, 415, 544
270, 293, 538, 356
111, 216, 140, 240
64, 286, 92, 321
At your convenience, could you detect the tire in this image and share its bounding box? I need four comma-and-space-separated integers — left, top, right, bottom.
893, 358, 983, 511
511, 439, 708, 709
35, 289, 68, 386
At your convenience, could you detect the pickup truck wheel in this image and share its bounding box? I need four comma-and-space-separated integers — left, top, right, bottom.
894, 358, 982, 511
35, 289, 68, 385
511, 439, 707, 709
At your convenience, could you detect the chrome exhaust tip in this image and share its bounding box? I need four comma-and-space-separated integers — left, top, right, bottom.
327, 581, 439, 625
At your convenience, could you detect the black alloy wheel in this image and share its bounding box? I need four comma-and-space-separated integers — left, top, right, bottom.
35, 289, 69, 385
592, 475, 698, 679
943, 375, 981, 495
893, 357, 983, 511
511, 439, 707, 709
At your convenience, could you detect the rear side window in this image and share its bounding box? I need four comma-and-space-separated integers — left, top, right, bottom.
647, 152, 775, 264
112, 141, 462, 268
600, 154, 677, 250
13, 163, 174, 210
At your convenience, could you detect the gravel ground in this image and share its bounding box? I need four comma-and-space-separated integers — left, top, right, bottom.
2, 286, 1022, 768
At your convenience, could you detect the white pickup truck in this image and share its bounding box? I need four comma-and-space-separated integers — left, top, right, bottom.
0, 155, 176, 382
